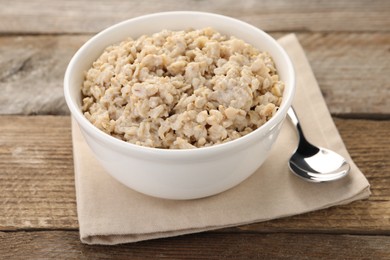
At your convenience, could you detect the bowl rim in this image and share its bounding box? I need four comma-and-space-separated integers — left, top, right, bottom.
64, 11, 295, 157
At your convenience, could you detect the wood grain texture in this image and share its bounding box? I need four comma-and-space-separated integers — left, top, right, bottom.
296, 33, 390, 116
0, 116, 389, 233
1, 0, 389, 34
1, 33, 389, 115
0, 231, 389, 259
0, 35, 77, 115
0, 116, 77, 229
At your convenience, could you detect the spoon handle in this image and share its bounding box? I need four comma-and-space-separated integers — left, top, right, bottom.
287, 107, 300, 127
287, 107, 304, 140
287, 107, 319, 156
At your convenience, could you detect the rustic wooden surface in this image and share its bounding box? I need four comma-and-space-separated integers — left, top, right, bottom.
1, 0, 389, 34
1, 231, 390, 259
1, 116, 390, 232
1, 0, 390, 258
1, 33, 389, 116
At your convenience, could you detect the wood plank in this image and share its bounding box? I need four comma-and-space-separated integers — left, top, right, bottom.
0, 35, 78, 115
1, 0, 389, 34
0, 116, 78, 229
1, 33, 389, 116
0, 116, 389, 233
0, 231, 389, 259
296, 33, 390, 117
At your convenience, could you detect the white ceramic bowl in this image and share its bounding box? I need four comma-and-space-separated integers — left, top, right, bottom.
64, 11, 295, 200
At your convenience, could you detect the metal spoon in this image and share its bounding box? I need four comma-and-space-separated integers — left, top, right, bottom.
287, 107, 350, 182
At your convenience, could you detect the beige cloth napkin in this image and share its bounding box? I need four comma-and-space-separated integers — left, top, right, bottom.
72, 34, 371, 245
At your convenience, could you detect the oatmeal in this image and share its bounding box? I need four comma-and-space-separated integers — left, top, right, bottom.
81, 28, 284, 149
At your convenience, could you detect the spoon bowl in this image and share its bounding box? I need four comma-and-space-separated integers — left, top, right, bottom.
287, 107, 350, 182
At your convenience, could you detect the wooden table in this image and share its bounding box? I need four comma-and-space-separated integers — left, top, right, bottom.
1, 0, 389, 258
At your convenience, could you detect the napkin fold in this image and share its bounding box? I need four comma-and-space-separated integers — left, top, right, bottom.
72, 34, 371, 245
